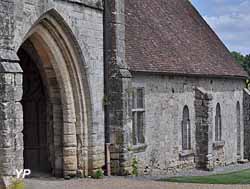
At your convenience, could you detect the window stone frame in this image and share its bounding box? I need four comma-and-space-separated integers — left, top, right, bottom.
132, 88, 146, 146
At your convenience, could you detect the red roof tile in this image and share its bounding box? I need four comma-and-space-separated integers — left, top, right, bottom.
125, 0, 248, 78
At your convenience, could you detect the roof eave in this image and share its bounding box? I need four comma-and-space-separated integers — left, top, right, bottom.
130, 70, 249, 80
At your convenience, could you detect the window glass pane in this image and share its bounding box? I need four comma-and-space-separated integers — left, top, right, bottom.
137, 88, 144, 109
132, 112, 137, 145
215, 115, 219, 141
132, 89, 136, 109
182, 121, 187, 150
187, 120, 191, 149
182, 106, 190, 150
219, 115, 222, 141
137, 112, 145, 143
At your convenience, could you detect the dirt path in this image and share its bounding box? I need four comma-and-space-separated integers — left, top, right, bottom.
25, 177, 250, 189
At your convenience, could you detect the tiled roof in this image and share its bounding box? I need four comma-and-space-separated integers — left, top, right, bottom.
125, 0, 248, 78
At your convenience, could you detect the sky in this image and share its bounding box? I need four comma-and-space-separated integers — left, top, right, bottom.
192, 0, 250, 55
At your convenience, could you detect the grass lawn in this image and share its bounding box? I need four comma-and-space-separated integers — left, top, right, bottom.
161, 169, 250, 184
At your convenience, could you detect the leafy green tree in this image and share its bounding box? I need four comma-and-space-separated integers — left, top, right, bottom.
231, 51, 245, 67
231, 51, 250, 88
244, 54, 250, 71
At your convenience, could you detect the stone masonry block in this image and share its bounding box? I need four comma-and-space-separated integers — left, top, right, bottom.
63, 147, 77, 157
0, 132, 13, 148
0, 119, 14, 131
0, 85, 15, 102
14, 119, 23, 133
0, 73, 14, 85
63, 134, 77, 147
63, 122, 76, 135
0, 102, 15, 120
14, 85, 23, 102
0, 62, 22, 74
63, 156, 77, 170
14, 102, 23, 119
14, 73, 22, 85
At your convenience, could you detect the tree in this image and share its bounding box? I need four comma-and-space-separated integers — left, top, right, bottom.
244, 54, 250, 71
231, 51, 245, 67
231, 51, 250, 88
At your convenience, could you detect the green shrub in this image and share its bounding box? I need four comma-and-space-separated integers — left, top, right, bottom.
10, 179, 25, 189
93, 168, 104, 179
131, 158, 138, 176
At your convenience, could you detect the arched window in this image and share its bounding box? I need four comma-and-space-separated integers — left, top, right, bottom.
182, 106, 191, 150
236, 101, 241, 156
215, 103, 222, 141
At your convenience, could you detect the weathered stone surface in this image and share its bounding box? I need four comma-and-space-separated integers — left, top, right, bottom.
0, 0, 248, 181
64, 147, 77, 157
130, 75, 245, 175
195, 87, 213, 169
0, 62, 22, 73
104, 0, 133, 175
63, 135, 77, 147
0, 0, 105, 179
244, 89, 250, 159
63, 156, 77, 170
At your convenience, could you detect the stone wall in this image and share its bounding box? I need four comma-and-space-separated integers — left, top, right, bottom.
131, 74, 245, 175
244, 89, 250, 159
0, 0, 105, 180
104, 0, 133, 175
194, 88, 213, 170
0, 0, 23, 181
0, 65, 23, 177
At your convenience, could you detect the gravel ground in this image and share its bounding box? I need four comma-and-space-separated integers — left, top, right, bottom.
25, 163, 250, 189
25, 177, 250, 189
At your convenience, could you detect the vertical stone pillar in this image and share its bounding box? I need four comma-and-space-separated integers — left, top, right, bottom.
0, 0, 24, 187
194, 87, 214, 170
0, 0, 23, 187
104, 0, 133, 175
0, 57, 23, 181
243, 88, 250, 159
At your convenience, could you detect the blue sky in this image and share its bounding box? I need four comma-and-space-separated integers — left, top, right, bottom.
192, 0, 250, 55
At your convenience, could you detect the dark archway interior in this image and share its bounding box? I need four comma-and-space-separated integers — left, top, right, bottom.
18, 47, 51, 174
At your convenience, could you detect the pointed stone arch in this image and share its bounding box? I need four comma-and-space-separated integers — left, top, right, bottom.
18, 9, 93, 177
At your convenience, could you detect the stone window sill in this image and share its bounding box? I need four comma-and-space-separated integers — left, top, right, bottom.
213, 141, 225, 149
130, 144, 147, 153
179, 149, 194, 157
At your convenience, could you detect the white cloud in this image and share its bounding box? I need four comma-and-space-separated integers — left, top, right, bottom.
195, 0, 250, 54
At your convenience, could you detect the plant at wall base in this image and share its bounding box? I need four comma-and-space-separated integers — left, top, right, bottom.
103, 95, 110, 106
10, 179, 25, 189
93, 168, 104, 179
132, 158, 138, 176
127, 146, 132, 152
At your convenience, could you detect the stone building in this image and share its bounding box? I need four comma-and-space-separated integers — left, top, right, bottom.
104, 0, 249, 175
0, 0, 249, 184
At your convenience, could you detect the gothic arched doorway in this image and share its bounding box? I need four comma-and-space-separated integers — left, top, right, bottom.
18, 48, 51, 174
16, 9, 93, 177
